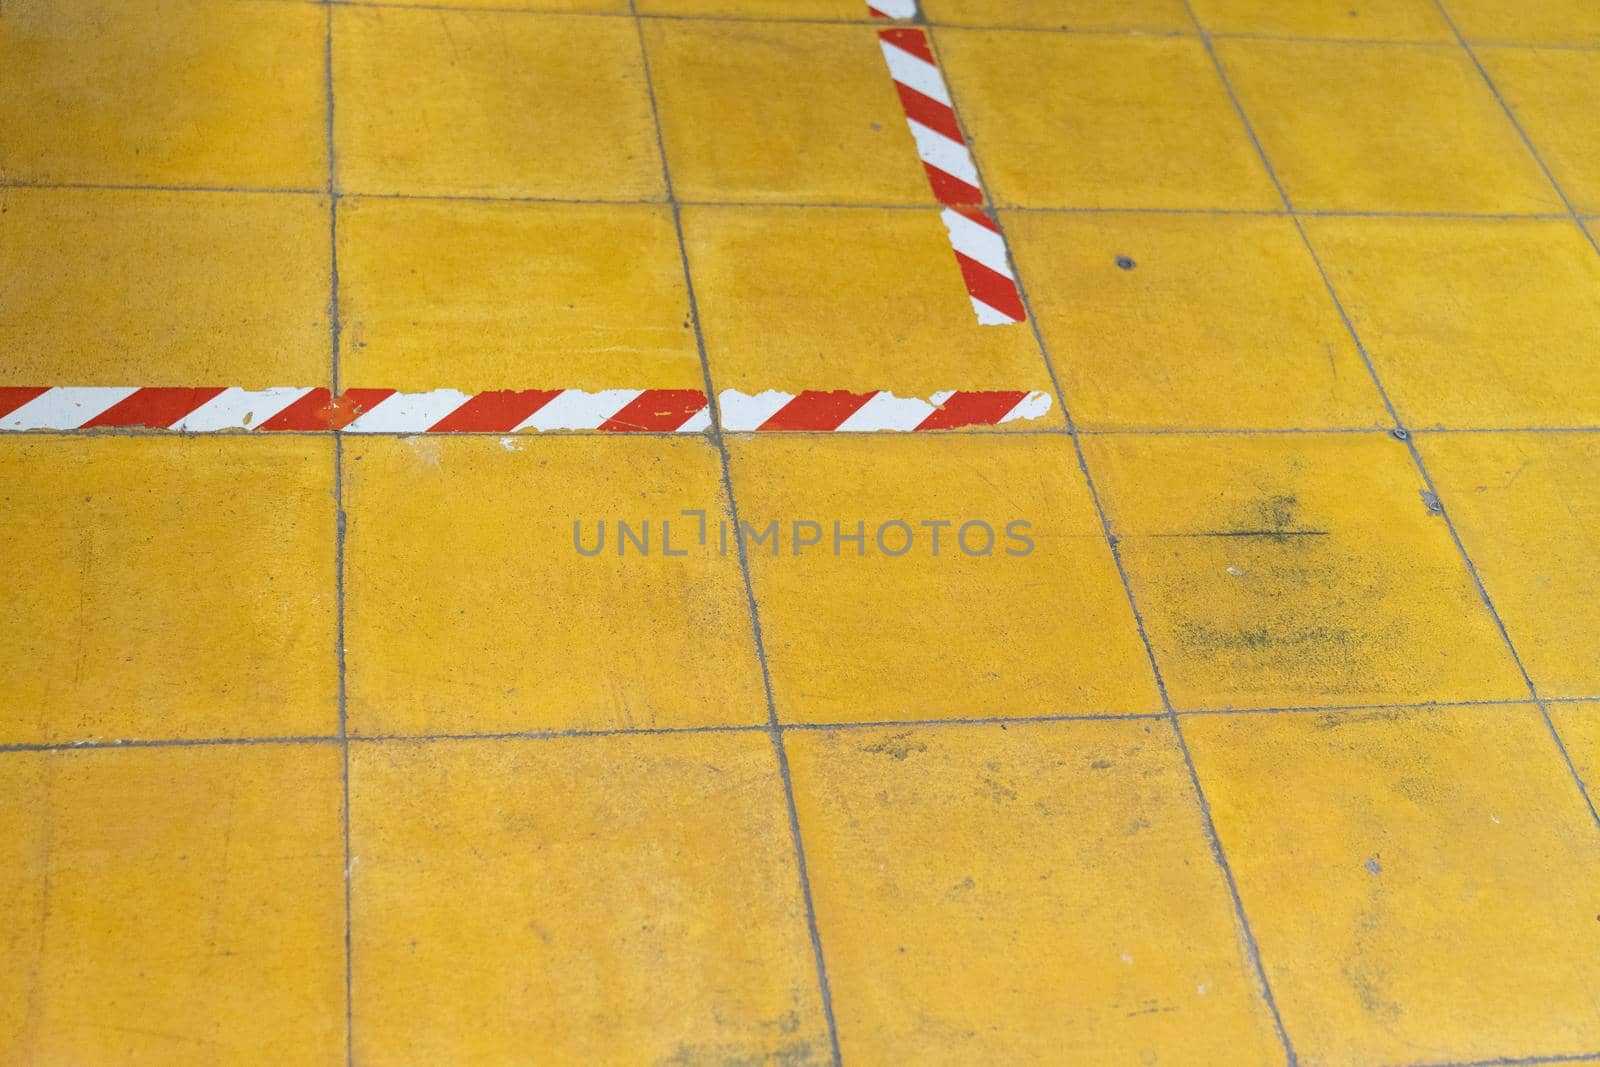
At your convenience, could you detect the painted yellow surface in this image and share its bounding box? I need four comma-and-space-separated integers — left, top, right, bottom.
0, 437, 338, 745
337, 198, 702, 391
787, 719, 1284, 1065
1190, 0, 1452, 40
1478, 47, 1600, 214
0, 0, 325, 189
342, 435, 765, 736
1081, 433, 1527, 711
1216, 39, 1561, 213
0, 188, 330, 389
1447, 0, 1600, 46
645, 20, 930, 204
935, 31, 1279, 210
684, 205, 1058, 403
332, 8, 662, 200
0, 745, 346, 1065
920, 0, 1192, 32
1309, 217, 1600, 428
1007, 211, 1387, 431
349, 733, 828, 1064
1185, 705, 1600, 1065
638, 0, 872, 18
1549, 703, 1600, 795
726, 434, 1161, 723
1420, 433, 1600, 698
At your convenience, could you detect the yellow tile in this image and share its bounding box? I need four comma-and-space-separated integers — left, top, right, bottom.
1006, 212, 1388, 431
1479, 47, 1600, 215
1185, 705, 1600, 1064
787, 719, 1283, 1065
726, 435, 1160, 723
921, 0, 1193, 32
644, 20, 930, 205
343, 436, 765, 736
1419, 433, 1600, 699
0, 437, 338, 745
935, 31, 1277, 210
0, 0, 325, 189
684, 206, 1057, 405
0, 744, 345, 1065
1308, 217, 1600, 428
1190, 0, 1451, 40
0, 188, 330, 389
1081, 434, 1526, 711
338, 198, 701, 391
1447, 0, 1600, 47
1549, 703, 1600, 793
380, 0, 624, 9
350, 733, 827, 1064
332, 8, 662, 200
1215, 39, 1559, 213
638, 0, 867, 17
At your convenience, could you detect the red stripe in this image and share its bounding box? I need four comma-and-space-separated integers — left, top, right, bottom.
952, 204, 1000, 232
867, 5, 890, 15
953, 252, 1026, 321
879, 27, 934, 64
0, 387, 49, 420
892, 82, 964, 143
916, 391, 1029, 431
758, 391, 875, 432
256, 388, 396, 431
923, 163, 983, 206
598, 390, 707, 432
82, 387, 225, 429
427, 389, 560, 433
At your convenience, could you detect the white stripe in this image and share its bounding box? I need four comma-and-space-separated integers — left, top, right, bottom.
869, 0, 919, 16
835, 392, 936, 432
1000, 391, 1053, 423
941, 208, 1012, 279
971, 296, 1019, 325
880, 41, 950, 106
677, 407, 712, 433
906, 119, 979, 187
517, 389, 640, 431
172, 387, 315, 431
1, 387, 137, 430
343, 390, 472, 433
718, 390, 794, 432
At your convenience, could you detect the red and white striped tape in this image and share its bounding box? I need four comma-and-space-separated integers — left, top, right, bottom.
0, 386, 1052, 434
867, 0, 918, 19
874, 26, 1027, 326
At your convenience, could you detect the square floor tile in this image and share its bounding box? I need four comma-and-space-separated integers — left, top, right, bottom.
349, 733, 827, 1064
0, 437, 338, 745
1446, 0, 1600, 46
1549, 703, 1600, 794
922, 0, 1191, 31
343, 436, 765, 736
787, 719, 1283, 1065
0, 188, 330, 389
1478, 47, 1600, 215
1185, 705, 1600, 1064
725, 435, 1160, 723
644, 20, 930, 204
683, 206, 1057, 406
1308, 217, 1600, 428
933, 31, 1277, 210
0, 0, 325, 189
0, 744, 345, 1065
1215, 39, 1559, 213
1190, 0, 1451, 40
1005, 212, 1388, 431
332, 7, 662, 199
1081, 434, 1526, 711
337, 198, 701, 391
1419, 433, 1600, 699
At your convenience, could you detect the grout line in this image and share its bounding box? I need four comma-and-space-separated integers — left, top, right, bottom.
924, 22, 1300, 1065
1183, 0, 1600, 841
322, 5, 356, 1064
0, 735, 344, 755
1394, 1050, 1600, 1067
631, 6, 844, 1062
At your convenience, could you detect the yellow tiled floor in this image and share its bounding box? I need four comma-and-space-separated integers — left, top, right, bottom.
8, 0, 1600, 1063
